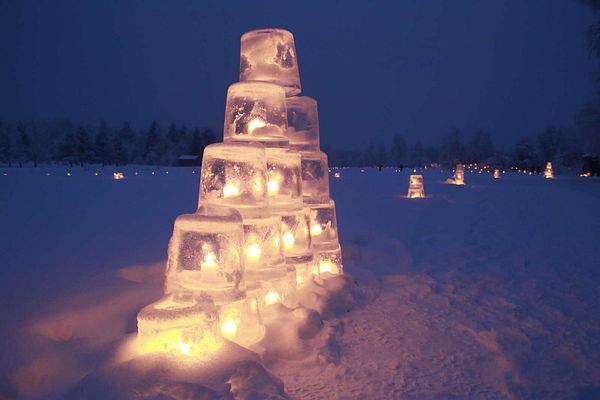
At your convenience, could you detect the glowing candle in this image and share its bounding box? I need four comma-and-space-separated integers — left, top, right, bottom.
223, 183, 240, 198
221, 319, 238, 338
248, 118, 266, 134
320, 260, 336, 274
265, 290, 281, 306
246, 243, 261, 263
178, 343, 191, 356
310, 224, 323, 237
283, 231, 295, 251
268, 179, 280, 196
201, 251, 218, 270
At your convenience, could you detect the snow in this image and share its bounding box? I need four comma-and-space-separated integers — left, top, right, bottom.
1, 166, 599, 399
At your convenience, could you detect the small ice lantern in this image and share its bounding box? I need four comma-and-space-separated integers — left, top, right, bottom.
199, 143, 267, 209
223, 82, 288, 145
275, 207, 311, 258
309, 200, 339, 246
493, 169, 501, 179
248, 266, 298, 310
243, 214, 285, 271
240, 28, 301, 96
164, 206, 245, 303
407, 174, 425, 198
300, 151, 330, 204
137, 294, 221, 356
544, 162, 554, 179
266, 148, 302, 208
290, 252, 319, 287
286, 96, 320, 152
219, 298, 265, 348
454, 164, 465, 185
314, 244, 344, 276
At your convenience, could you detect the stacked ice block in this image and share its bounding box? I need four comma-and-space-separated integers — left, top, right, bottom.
454, 164, 465, 185
136, 28, 343, 357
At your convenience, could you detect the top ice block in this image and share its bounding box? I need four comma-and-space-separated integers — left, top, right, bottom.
240, 29, 301, 96
286, 96, 320, 152
223, 82, 288, 146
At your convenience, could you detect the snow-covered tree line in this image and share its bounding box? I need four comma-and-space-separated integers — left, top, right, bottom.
325, 125, 589, 170
0, 119, 216, 167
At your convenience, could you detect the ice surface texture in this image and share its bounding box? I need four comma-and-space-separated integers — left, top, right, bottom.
308, 200, 339, 246
240, 28, 301, 96
223, 81, 288, 145
300, 151, 330, 204
219, 298, 265, 348
286, 96, 320, 152
199, 142, 268, 209
164, 207, 245, 303
137, 294, 221, 356
266, 147, 302, 209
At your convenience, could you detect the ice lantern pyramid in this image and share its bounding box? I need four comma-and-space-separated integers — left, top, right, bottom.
136, 28, 343, 358
544, 162, 554, 179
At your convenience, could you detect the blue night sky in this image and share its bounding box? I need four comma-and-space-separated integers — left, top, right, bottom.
0, 0, 596, 149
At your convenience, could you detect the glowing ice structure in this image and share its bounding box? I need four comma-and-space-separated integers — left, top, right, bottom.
454, 164, 465, 185
223, 82, 288, 146
240, 29, 301, 96
136, 28, 344, 359
494, 169, 501, 179
407, 175, 425, 198
544, 162, 554, 179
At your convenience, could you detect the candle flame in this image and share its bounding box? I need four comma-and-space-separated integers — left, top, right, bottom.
247, 244, 261, 262
310, 224, 322, 237
221, 320, 238, 337
265, 290, 281, 306
223, 184, 240, 198
267, 180, 280, 196
283, 231, 295, 250
248, 118, 266, 134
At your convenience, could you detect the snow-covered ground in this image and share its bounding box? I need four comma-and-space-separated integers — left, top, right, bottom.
1, 166, 599, 399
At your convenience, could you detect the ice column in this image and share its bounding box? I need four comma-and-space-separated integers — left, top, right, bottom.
544, 162, 554, 179
454, 164, 465, 185
407, 174, 425, 198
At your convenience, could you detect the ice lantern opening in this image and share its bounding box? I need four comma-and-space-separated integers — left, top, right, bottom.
240, 28, 301, 96
454, 164, 465, 185
164, 206, 246, 304
407, 175, 425, 198
223, 82, 288, 145
544, 162, 554, 179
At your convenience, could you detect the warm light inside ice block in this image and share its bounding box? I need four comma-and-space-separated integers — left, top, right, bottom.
113, 172, 125, 180
137, 295, 222, 357
223, 183, 240, 198
268, 179, 280, 196
454, 164, 465, 185
494, 169, 501, 179
265, 289, 282, 306
248, 118, 267, 134
311, 225, 322, 239
283, 231, 295, 251
247, 243, 262, 263
407, 175, 425, 198
221, 319, 238, 338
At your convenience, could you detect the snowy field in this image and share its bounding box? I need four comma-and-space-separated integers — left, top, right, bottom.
1, 166, 599, 399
